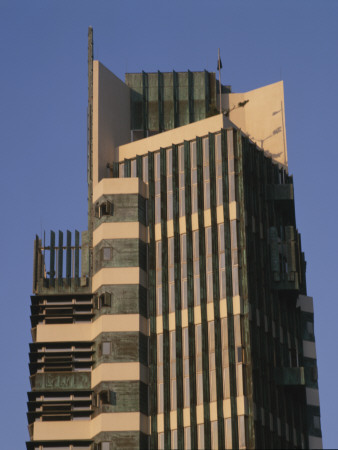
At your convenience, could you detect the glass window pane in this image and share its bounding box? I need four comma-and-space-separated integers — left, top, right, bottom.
211, 420, 218, 450
194, 277, 200, 306
198, 423, 205, 449
171, 379, 177, 410
204, 181, 210, 209
171, 429, 178, 450
183, 328, 189, 357
167, 191, 173, 220
156, 286, 162, 316
167, 148, 172, 176
217, 177, 223, 206
159, 432, 165, 450
184, 427, 191, 450
143, 156, 148, 183
157, 334, 163, 364
223, 367, 230, 398
169, 283, 175, 312
181, 234, 187, 262
197, 372, 203, 405
102, 342, 111, 355
182, 279, 188, 309
225, 417, 232, 449
238, 415, 246, 448
203, 138, 209, 163
131, 160, 136, 177
102, 247, 112, 261
184, 376, 190, 408
158, 383, 164, 413
155, 196, 161, 223
155, 153, 160, 180
210, 369, 217, 402
215, 134, 222, 161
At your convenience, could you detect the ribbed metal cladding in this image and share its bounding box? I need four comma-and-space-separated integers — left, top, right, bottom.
196, 136, 211, 448
142, 71, 148, 137
221, 128, 239, 448
148, 151, 158, 449
208, 132, 226, 449
188, 71, 194, 123
236, 132, 255, 448
172, 144, 184, 448
184, 139, 198, 449
160, 147, 171, 449
158, 72, 164, 132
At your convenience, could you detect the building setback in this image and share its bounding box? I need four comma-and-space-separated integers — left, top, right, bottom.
27, 28, 322, 450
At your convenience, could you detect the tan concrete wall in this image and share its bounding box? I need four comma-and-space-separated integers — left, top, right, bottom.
35, 314, 148, 342
117, 114, 232, 160
93, 62, 131, 186
92, 267, 147, 292
32, 412, 149, 440
93, 222, 148, 246
91, 362, 148, 387
93, 177, 148, 203
221, 81, 288, 167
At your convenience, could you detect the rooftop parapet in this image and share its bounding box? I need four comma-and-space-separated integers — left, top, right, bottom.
33, 230, 91, 295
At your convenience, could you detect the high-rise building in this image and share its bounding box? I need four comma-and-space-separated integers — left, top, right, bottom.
27, 28, 322, 450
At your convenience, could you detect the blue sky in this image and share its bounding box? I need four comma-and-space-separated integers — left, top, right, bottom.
0, 1, 337, 448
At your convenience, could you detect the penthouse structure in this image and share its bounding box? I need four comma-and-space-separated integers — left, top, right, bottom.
27, 28, 322, 449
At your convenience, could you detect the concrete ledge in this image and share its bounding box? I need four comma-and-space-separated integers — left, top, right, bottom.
91, 362, 148, 387
93, 178, 147, 202
35, 314, 148, 342
32, 412, 149, 440
93, 222, 148, 246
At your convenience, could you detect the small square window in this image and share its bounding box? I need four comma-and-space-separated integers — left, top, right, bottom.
313, 415, 321, 429
102, 247, 112, 261
237, 346, 243, 363
99, 292, 111, 308
102, 342, 111, 355
306, 321, 314, 335
99, 201, 113, 218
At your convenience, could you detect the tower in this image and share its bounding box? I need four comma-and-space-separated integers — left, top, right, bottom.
27, 28, 322, 450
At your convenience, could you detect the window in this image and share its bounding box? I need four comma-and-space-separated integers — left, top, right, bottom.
93, 390, 116, 407
306, 321, 314, 335
101, 247, 112, 261
313, 415, 321, 429
198, 423, 205, 449
184, 427, 191, 450
102, 342, 111, 355
95, 292, 111, 309
95, 200, 113, 218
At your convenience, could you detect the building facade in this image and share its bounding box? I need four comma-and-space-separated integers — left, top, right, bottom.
27, 28, 322, 449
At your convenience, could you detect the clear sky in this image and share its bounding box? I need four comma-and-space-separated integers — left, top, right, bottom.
0, 1, 337, 448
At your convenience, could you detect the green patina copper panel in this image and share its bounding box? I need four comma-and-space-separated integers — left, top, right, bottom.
93, 431, 148, 450
93, 381, 147, 414
94, 239, 146, 273
274, 367, 305, 386
33, 372, 91, 390
93, 194, 146, 229
94, 331, 147, 365
95, 284, 147, 317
